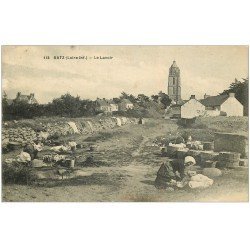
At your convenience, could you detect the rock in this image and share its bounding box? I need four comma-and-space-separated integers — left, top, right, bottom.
216, 161, 239, 169
202, 160, 217, 168
218, 152, 241, 162
202, 167, 222, 178
57, 169, 67, 175
32, 159, 44, 168
239, 159, 248, 167
17, 151, 31, 162
8, 142, 22, 150
175, 136, 185, 144
200, 151, 219, 162
203, 141, 214, 151
214, 132, 247, 158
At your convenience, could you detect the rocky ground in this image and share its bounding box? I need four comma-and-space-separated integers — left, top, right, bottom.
2, 117, 249, 202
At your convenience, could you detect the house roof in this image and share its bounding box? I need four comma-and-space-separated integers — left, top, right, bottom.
200, 94, 229, 107
96, 99, 110, 106
15, 94, 38, 103
121, 99, 133, 104
171, 100, 190, 107
17, 95, 30, 102
179, 100, 188, 105
108, 100, 117, 105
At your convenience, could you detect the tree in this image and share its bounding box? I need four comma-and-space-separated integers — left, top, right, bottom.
2, 91, 9, 115
137, 94, 150, 103
113, 98, 121, 104
119, 92, 137, 103
158, 91, 172, 109
50, 93, 82, 117
151, 94, 159, 102
120, 92, 130, 100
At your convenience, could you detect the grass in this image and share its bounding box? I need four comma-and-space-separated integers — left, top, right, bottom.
2, 162, 38, 185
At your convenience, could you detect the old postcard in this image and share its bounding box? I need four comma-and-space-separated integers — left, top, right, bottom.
1, 45, 248, 202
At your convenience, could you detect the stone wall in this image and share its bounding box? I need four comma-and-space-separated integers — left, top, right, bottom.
214, 132, 248, 158
2, 117, 138, 145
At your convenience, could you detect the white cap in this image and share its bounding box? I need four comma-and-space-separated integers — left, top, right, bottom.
184, 156, 196, 165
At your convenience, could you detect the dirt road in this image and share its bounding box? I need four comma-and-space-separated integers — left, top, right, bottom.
2, 119, 249, 202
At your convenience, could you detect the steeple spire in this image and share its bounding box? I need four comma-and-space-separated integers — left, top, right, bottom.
172, 60, 177, 67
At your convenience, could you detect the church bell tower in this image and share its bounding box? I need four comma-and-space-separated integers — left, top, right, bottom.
168, 60, 181, 103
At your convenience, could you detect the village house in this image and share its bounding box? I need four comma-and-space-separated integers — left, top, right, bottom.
95, 98, 119, 113
119, 99, 134, 111
167, 92, 243, 119
95, 98, 112, 113
7, 92, 38, 105
108, 100, 119, 112
200, 93, 243, 117
181, 95, 205, 119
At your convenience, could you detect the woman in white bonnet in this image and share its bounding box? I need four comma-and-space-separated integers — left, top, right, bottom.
171, 155, 196, 179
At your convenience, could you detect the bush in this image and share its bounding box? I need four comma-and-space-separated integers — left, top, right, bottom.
177, 117, 208, 129
113, 108, 151, 118
2, 162, 37, 185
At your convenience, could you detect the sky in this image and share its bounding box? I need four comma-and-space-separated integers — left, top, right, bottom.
2, 45, 248, 104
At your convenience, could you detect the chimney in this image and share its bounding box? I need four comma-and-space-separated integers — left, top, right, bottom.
190, 95, 195, 99
17, 92, 21, 98
30, 93, 34, 98
229, 92, 235, 98
204, 93, 210, 99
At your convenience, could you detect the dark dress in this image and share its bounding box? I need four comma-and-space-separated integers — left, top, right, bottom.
154, 162, 176, 189
170, 159, 185, 179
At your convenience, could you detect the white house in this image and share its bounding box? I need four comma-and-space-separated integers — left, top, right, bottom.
200, 93, 243, 117
9, 92, 39, 105
119, 99, 134, 111
181, 95, 205, 119
95, 98, 112, 113
108, 100, 119, 112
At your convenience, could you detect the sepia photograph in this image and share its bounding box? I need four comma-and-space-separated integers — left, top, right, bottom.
1, 45, 249, 202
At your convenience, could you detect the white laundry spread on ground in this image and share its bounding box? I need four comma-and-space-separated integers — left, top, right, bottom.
17, 151, 31, 162
189, 174, 213, 189
87, 121, 94, 132
68, 122, 80, 134
116, 118, 122, 126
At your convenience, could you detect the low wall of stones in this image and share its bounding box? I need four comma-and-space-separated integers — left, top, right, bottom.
214, 132, 248, 158
2, 117, 138, 145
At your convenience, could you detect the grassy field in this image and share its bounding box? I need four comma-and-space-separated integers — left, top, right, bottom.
2, 117, 249, 202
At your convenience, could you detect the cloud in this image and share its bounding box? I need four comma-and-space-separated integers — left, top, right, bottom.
2, 63, 85, 80
2, 46, 248, 103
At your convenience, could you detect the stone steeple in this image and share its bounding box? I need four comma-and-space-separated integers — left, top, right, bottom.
168, 60, 181, 103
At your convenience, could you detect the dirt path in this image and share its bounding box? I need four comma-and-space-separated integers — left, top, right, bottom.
131, 136, 149, 157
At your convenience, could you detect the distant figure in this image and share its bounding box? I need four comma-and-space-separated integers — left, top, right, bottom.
138, 117, 145, 125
